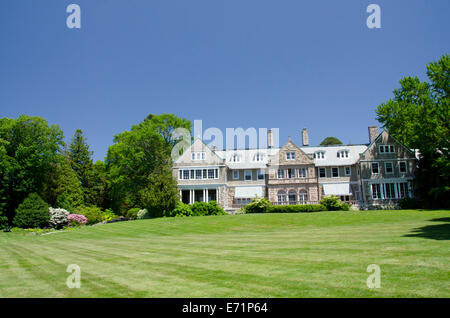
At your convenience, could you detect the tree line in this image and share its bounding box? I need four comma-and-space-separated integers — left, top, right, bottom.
0, 114, 191, 228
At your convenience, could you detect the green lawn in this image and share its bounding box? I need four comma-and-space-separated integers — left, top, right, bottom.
0, 210, 449, 298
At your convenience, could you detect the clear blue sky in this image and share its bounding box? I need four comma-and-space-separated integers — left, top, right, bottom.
1, 0, 449, 161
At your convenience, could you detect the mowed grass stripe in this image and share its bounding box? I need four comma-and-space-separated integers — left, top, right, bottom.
0, 210, 449, 297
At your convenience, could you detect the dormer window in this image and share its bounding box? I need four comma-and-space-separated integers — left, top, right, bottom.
286, 152, 295, 160
379, 145, 395, 153
191, 152, 206, 161
314, 151, 325, 159
230, 154, 241, 162
337, 150, 349, 158
254, 153, 265, 162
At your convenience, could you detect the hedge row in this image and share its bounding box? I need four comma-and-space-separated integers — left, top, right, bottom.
268, 204, 326, 213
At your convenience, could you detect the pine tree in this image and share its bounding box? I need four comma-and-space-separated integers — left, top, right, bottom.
68, 129, 95, 204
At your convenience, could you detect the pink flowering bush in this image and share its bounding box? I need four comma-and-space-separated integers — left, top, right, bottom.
68, 214, 87, 227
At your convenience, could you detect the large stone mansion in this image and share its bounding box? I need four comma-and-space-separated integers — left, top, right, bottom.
172, 126, 418, 211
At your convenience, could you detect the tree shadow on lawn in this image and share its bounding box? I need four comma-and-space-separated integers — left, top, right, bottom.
404, 217, 450, 240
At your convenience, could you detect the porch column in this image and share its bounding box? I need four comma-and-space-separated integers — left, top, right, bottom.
190, 189, 194, 204
206, 189, 209, 203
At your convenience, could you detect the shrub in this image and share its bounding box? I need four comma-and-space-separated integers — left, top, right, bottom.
190, 202, 210, 216
166, 203, 193, 217
206, 201, 227, 215
13, 193, 50, 229
320, 195, 350, 211
268, 204, 326, 213
243, 197, 272, 214
49, 208, 70, 229
68, 214, 87, 226
126, 208, 140, 219
399, 197, 422, 209
136, 209, 150, 220
102, 209, 117, 222
76, 206, 104, 225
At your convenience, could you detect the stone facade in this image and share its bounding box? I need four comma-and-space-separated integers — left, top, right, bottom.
172, 127, 418, 211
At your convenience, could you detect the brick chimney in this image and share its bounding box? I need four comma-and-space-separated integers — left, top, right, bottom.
302, 128, 309, 146
368, 126, 378, 143
268, 129, 273, 148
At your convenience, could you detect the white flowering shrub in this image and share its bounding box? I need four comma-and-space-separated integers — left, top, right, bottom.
136, 209, 150, 220
49, 207, 70, 229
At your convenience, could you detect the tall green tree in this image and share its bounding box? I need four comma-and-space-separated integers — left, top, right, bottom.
320, 137, 343, 146
376, 54, 449, 207
43, 153, 84, 209
0, 115, 64, 222
68, 129, 95, 204
106, 114, 190, 214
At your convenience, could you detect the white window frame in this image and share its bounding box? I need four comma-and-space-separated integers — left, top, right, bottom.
232, 170, 239, 180
314, 151, 325, 159
379, 144, 395, 154
277, 169, 285, 179
318, 167, 326, 178
384, 162, 394, 175
298, 168, 307, 178
244, 170, 252, 181
399, 161, 407, 173
257, 170, 265, 180
344, 166, 351, 176
331, 167, 339, 178
371, 162, 379, 175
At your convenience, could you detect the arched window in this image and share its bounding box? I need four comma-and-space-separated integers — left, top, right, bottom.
299, 190, 308, 204
288, 191, 297, 204
277, 191, 286, 204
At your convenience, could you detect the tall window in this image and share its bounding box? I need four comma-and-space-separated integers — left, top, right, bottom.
344, 166, 351, 176
232, 170, 239, 180
277, 191, 286, 203
288, 191, 297, 204
288, 168, 295, 178
183, 170, 190, 180
371, 163, 379, 174
298, 168, 307, 178
319, 168, 326, 178
385, 162, 394, 174
257, 170, 265, 180
208, 169, 215, 179
244, 170, 252, 181
385, 183, 395, 199
195, 170, 202, 179
399, 161, 407, 173
299, 190, 308, 204
371, 184, 381, 199
277, 169, 285, 179
331, 167, 339, 178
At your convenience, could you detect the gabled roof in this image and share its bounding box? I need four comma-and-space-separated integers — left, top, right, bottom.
360, 129, 416, 158
216, 147, 280, 169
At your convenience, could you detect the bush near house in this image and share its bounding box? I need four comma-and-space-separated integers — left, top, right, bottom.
13, 193, 50, 229
243, 197, 272, 214
166, 203, 193, 217
320, 195, 350, 211
190, 201, 226, 216
269, 204, 326, 213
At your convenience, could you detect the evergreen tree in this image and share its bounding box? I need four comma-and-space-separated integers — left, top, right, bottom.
68, 129, 95, 204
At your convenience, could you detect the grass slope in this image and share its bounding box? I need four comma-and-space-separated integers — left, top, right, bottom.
0, 210, 449, 298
